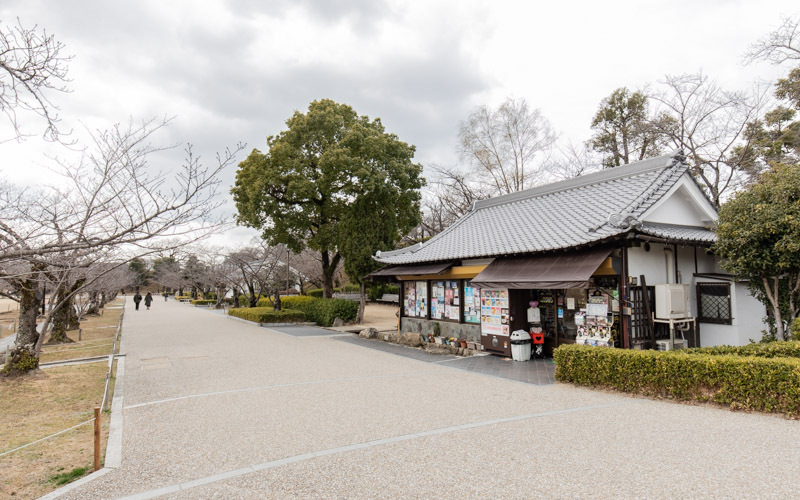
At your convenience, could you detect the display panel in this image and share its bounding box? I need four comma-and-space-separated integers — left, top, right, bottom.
463, 281, 481, 323
403, 281, 428, 318
431, 280, 460, 321
480, 288, 509, 336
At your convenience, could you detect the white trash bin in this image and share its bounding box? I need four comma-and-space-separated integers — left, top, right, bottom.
510, 330, 531, 362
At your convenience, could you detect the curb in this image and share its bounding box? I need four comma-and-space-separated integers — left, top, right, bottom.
40, 300, 128, 499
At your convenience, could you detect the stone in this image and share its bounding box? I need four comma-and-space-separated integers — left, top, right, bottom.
359, 327, 378, 339
332, 318, 345, 327
398, 332, 423, 347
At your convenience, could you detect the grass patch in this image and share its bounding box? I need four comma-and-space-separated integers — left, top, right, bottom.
49, 466, 90, 485
0, 299, 123, 498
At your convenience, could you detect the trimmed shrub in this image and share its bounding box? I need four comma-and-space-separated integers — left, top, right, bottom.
257, 297, 272, 307
307, 289, 324, 298
238, 295, 248, 307
281, 296, 316, 309
228, 308, 305, 323
302, 298, 358, 326
685, 341, 800, 359
191, 299, 216, 306
554, 344, 800, 417
342, 283, 361, 293
368, 283, 399, 302
175, 295, 192, 300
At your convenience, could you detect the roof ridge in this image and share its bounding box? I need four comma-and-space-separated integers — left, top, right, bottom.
471, 150, 681, 211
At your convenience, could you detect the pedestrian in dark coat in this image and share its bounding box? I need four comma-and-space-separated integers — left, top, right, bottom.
144, 292, 153, 310
133, 292, 142, 310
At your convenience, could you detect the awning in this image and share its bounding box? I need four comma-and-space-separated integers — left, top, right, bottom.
368, 262, 454, 280
471, 247, 611, 289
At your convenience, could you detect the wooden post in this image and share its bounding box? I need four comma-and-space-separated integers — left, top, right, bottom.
93, 407, 101, 471
640, 275, 655, 347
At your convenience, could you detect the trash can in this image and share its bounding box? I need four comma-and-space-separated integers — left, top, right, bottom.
510, 330, 532, 362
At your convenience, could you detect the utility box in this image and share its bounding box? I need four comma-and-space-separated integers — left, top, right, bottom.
655, 284, 690, 319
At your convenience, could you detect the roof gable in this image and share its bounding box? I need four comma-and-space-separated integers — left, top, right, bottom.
376, 151, 702, 265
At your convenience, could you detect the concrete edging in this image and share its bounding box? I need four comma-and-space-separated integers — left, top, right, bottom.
40, 300, 128, 499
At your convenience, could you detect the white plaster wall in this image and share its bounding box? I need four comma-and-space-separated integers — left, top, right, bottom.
628, 243, 767, 346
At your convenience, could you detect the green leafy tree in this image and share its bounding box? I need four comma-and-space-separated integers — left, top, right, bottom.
589, 87, 666, 169
232, 99, 424, 298
128, 258, 150, 288
739, 106, 800, 178
339, 192, 414, 322
715, 163, 800, 340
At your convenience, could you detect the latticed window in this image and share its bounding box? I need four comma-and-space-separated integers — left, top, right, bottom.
697, 283, 732, 324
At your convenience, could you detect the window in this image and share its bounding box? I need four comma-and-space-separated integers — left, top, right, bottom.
697, 283, 732, 324
403, 281, 428, 318
431, 280, 460, 321
463, 281, 481, 323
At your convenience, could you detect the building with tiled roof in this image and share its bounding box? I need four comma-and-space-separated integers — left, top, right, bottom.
372, 151, 764, 356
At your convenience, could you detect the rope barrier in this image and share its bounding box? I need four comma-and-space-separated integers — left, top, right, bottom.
0, 419, 94, 458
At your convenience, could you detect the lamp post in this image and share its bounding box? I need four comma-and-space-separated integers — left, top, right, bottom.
286, 249, 290, 297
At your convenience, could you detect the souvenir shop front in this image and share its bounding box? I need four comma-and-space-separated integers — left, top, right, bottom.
396, 246, 625, 357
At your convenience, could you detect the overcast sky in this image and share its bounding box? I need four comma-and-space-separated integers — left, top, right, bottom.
1, 0, 797, 247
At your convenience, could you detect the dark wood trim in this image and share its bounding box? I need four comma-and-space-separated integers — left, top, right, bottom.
621, 245, 630, 349
640, 275, 655, 346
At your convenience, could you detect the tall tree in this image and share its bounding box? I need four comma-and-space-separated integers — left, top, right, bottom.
589, 87, 666, 168
0, 18, 71, 142
231, 99, 423, 298
715, 163, 800, 341
458, 97, 556, 194
649, 73, 766, 208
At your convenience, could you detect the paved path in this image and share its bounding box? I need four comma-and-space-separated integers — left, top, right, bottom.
63, 300, 800, 499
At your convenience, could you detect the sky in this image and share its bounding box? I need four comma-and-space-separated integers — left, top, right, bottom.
1, 0, 797, 247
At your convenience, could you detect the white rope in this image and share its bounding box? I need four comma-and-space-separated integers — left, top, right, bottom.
0, 419, 94, 458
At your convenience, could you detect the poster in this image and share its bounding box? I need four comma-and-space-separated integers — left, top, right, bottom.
480, 288, 509, 336
464, 284, 481, 323
586, 295, 608, 317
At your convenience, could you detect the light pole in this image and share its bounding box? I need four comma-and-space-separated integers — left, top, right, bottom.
286, 249, 290, 296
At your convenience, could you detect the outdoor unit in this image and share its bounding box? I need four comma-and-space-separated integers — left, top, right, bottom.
655, 283, 690, 319
656, 338, 688, 351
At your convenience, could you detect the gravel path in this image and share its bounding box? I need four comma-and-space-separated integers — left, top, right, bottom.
61, 300, 800, 499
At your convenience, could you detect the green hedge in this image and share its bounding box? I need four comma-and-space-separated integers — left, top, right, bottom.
368, 283, 399, 302
307, 289, 324, 298
685, 341, 800, 359
235, 296, 357, 326
303, 298, 358, 326
191, 299, 216, 306
554, 344, 800, 417
342, 283, 361, 293
228, 308, 305, 323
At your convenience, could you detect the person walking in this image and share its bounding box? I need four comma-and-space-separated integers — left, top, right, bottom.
133, 291, 142, 311
144, 292, 153, 310
164, 291, 168, 302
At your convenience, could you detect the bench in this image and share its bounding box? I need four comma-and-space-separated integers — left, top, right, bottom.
378, 293, 399, 304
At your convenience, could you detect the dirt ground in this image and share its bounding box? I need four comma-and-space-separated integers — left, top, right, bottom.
326, 303, 399, 332
0, 300, 122, 498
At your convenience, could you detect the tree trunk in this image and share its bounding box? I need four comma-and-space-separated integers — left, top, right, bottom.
49, 293, 77, 344
357, 282, 366, 324
763, 277, 785, 341
321, 250, 340, 299
3, 285, 40, 376
248, 283, 258, 307
86, 291, 100, 315
99, 292, 107, 309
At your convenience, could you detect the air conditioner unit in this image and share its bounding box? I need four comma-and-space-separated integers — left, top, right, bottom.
656, 338, 688, 351
655, 284, 690, 320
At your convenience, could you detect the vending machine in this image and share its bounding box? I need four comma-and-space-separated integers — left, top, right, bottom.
479, 288, 511, 356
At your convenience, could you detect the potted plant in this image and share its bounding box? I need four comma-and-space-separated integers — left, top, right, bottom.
459, 338, 468, 348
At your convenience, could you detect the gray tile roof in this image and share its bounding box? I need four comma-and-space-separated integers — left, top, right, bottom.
376, 151, 711, 265
637, 223, 716, 244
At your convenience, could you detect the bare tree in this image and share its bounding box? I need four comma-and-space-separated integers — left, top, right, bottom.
0, 18, 71, 143
0, 117, 243, 374
744, 16, 800, 64
226, 241, 286, 307
459, 97, 557, 195
649, 73, 768, 207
